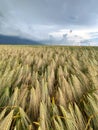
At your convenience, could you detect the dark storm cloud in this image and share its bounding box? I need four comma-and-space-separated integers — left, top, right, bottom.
1, 0, 98, 25
13, 0, 98, 25
0, 0, 98, 45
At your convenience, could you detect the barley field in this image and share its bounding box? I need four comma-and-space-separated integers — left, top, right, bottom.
0, 45, 98, 130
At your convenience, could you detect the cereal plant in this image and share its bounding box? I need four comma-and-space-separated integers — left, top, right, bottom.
0, 45, 98, 130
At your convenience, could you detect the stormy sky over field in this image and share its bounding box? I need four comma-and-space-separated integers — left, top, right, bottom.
0, 0, 98, 45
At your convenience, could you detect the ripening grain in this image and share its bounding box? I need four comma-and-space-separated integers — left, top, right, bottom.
0, 45, 98, 130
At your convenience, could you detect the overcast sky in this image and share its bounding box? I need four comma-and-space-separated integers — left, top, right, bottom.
0, 0, 98, 45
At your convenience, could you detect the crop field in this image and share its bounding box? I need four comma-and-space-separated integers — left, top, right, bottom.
0, 45, 98, 130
